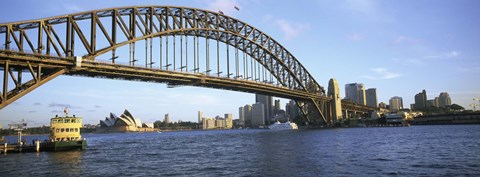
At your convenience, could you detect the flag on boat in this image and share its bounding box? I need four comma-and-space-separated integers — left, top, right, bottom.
234, 6, 240, 11
218, 10, 224, 15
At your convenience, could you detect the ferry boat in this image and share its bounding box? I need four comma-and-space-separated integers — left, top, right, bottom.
42, 110, 87, 151
268, 121, 298, 130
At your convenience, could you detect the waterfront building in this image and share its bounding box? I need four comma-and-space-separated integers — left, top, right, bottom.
379, 102, 387, 109
366, 88, 378, 108
434, 97, 440, 108
238, 107, 245, 126
438, 92, 452, 108
252, 102, 265, 127
202, 117, 216, 129
345, 83, 366, 105
414, 89, 427, 110
286, 100, 300, 121
389, 96, 403, 112
243, 104, 252, 127
215, 116, 226, 128
98, 109, 143, 132
427, 99, 437, 107
225, 113, 233, 129
256, 94, 272, 125
164, 114, 170, 124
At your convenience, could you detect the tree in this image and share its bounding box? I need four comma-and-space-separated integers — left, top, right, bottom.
449, 104, 465, 112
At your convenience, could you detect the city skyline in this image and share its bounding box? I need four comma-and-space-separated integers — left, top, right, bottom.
1, 0, 479, 126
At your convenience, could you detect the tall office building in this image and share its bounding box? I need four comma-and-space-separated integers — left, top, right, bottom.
345, 83, 366, 105
328, 78, 343, 122
379, 102, 387, 109
238, 106, 245, 126
243, 104, 252, 127
225, 113, 233, 129
198, 111, 203, 123
365, 88, 378, 108
164, 114, 170, 124
286, 100, 300, 120
274, 99, 281, 111
252, 102, 265, 127
438, 92, 452, 108
414, 89, 427, 110
389, 96, 403, 112
255, 94, 272, 124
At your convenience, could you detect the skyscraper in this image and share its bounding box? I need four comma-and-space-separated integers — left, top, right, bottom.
252, 102, 265, 127
345, 83, 366, 105
238, 106, 245, 126
414, 89, 427, 110
255, 94, 272, 124
274, 99, 281, 111
243, 104, 252, 127
164, 114, 170, 124
286, 100, 300, 120
389, 96, 403, 112
438, 92, 452, 108
198, 111, 203, 123
366, 88, 378, 108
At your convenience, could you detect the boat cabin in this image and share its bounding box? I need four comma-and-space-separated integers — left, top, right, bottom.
50, 115, 83, 142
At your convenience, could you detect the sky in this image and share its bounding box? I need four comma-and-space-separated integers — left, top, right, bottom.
1, 0, 479, 127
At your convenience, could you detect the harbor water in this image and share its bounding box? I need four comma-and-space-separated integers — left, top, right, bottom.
1, 125, 479, 176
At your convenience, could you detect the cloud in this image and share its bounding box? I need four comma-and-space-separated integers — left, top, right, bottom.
361, 67, 402, 80
344, 0, 376, 15
393, 50, 462, 66
61, 3, 84, 12
33, 102, 41, 106
338, 0, 395, 23
346, 33, 364, 41
48, 102, 79, 109
94, 105, 102, 109
392, 35, 423, 45
28, 110, 37, 113
87, 110, 96, 112
275, 19, 310, 41
457, 66, 480, 73
206, 0, 240, 15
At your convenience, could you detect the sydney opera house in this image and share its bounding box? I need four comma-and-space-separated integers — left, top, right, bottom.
97, 109, 153, 133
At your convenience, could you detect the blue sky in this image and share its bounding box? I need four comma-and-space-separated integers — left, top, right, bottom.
1, 0, 479, 127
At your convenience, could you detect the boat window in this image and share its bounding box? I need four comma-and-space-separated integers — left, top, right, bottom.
52, 119, 57, 123
66, 128, 70, 132
56, 129, 59, 133
71, 119, 76, 123
70, 128, 74, 132
75, 128, 78, 132
58, 119, 63, 123
61, 128, 65, 132
65, 119, 70, 123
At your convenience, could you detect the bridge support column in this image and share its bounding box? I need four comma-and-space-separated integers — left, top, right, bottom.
328, 78, 343, 123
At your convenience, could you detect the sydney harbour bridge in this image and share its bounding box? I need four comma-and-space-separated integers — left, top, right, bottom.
0, 6, 374, 125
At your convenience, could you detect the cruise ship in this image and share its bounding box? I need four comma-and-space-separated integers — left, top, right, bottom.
268, 121, 298, 130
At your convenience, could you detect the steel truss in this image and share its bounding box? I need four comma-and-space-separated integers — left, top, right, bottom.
0, 6, 373, 125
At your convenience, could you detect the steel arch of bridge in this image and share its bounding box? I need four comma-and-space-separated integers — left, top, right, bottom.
0, 6, 331, 124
